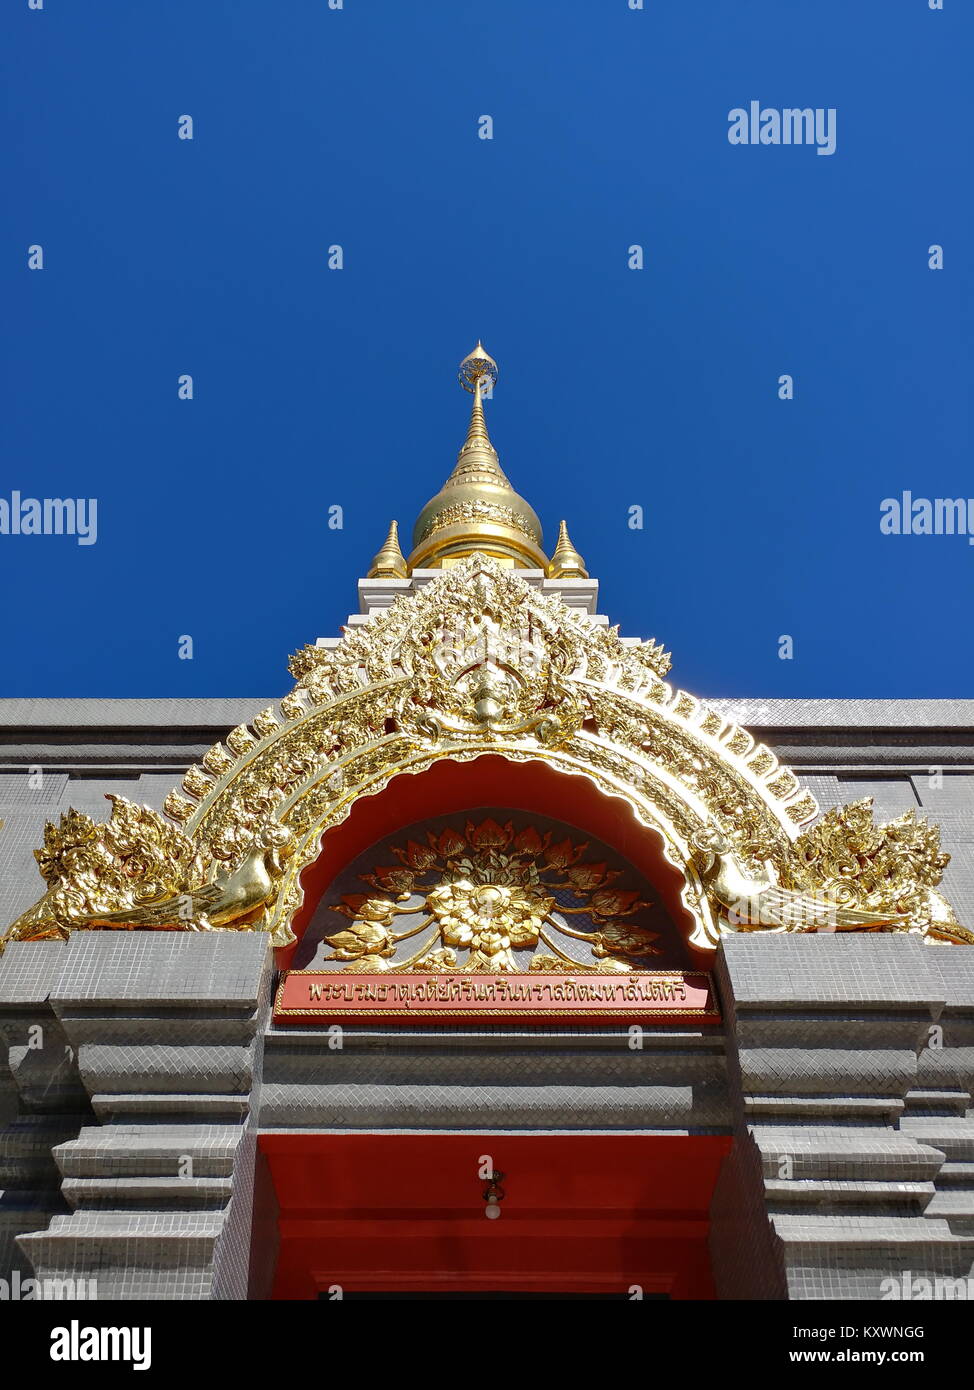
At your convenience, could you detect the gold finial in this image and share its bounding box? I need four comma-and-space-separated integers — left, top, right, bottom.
407, 343, 548, 571
455, 342, 503, 469
548, 521, 588, 579
458, 341, 498, 394
367, 519, 409, 579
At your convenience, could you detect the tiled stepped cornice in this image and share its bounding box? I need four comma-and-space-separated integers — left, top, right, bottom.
0, 942, 94, 1289
711, 934, 974, 1299
259, 1025, 729, 1132
0, 933, 272, 1300
17, 1211, 226, 1301
61, 1176, 235, 1211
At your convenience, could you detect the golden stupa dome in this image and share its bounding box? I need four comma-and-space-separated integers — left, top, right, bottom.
407, 343, 547, 570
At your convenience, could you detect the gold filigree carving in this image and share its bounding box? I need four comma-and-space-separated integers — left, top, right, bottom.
163, 790, 195, 824
689, 803, 966, 940
418, 499, 537, 542
3, 796, 203, 945
202, 744, 234, 778
323, 818, 660, 973
252, 707, 282, 739
781, 798, 966, 939
226, 725, 257, 757
182, 765, 212, 799
785, 793, 819, 825
4, 554, 963, 953
279, 690, 307, 721
0, 795, 294, 950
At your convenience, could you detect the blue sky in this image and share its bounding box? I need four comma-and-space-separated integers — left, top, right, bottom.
1, 0, 970, 699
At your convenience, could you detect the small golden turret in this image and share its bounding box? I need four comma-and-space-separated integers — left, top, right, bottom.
407, 344, 548, 571
367, 520, 409, 579
548, 521, 588, 579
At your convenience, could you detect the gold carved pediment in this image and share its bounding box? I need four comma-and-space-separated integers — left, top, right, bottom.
2, 556, 966, 953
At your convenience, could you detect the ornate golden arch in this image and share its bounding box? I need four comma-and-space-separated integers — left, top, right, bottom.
4, 557, 965, 952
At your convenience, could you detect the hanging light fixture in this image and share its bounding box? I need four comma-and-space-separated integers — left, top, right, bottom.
483, 1169, 506, 1221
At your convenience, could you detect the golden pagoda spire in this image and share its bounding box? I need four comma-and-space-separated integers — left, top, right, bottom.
367, 519, 409, 579
407, 343, 548, 571
459, 344, 496, 453
548, 520, 588, 579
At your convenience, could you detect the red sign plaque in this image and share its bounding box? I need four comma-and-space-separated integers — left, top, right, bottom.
273, 970, 719, 1024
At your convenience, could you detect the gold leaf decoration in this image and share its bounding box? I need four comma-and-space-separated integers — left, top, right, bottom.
323, 818, 663, 974
782, 798, 950, 930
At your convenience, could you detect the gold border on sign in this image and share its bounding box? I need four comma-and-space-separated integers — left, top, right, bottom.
271, 969, 721, 1020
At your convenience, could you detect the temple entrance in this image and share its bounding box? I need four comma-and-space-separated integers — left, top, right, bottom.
259, 1133, 730, 1300
259, 757, 728, 1301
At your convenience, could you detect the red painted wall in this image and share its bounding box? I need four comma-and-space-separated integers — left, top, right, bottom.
260, 1133, 730, 1299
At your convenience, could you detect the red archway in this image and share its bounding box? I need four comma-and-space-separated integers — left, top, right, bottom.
278, 755, 707, 970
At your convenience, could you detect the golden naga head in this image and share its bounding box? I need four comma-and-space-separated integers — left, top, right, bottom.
690, 824, 733, 859
253, 814, 295, 854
